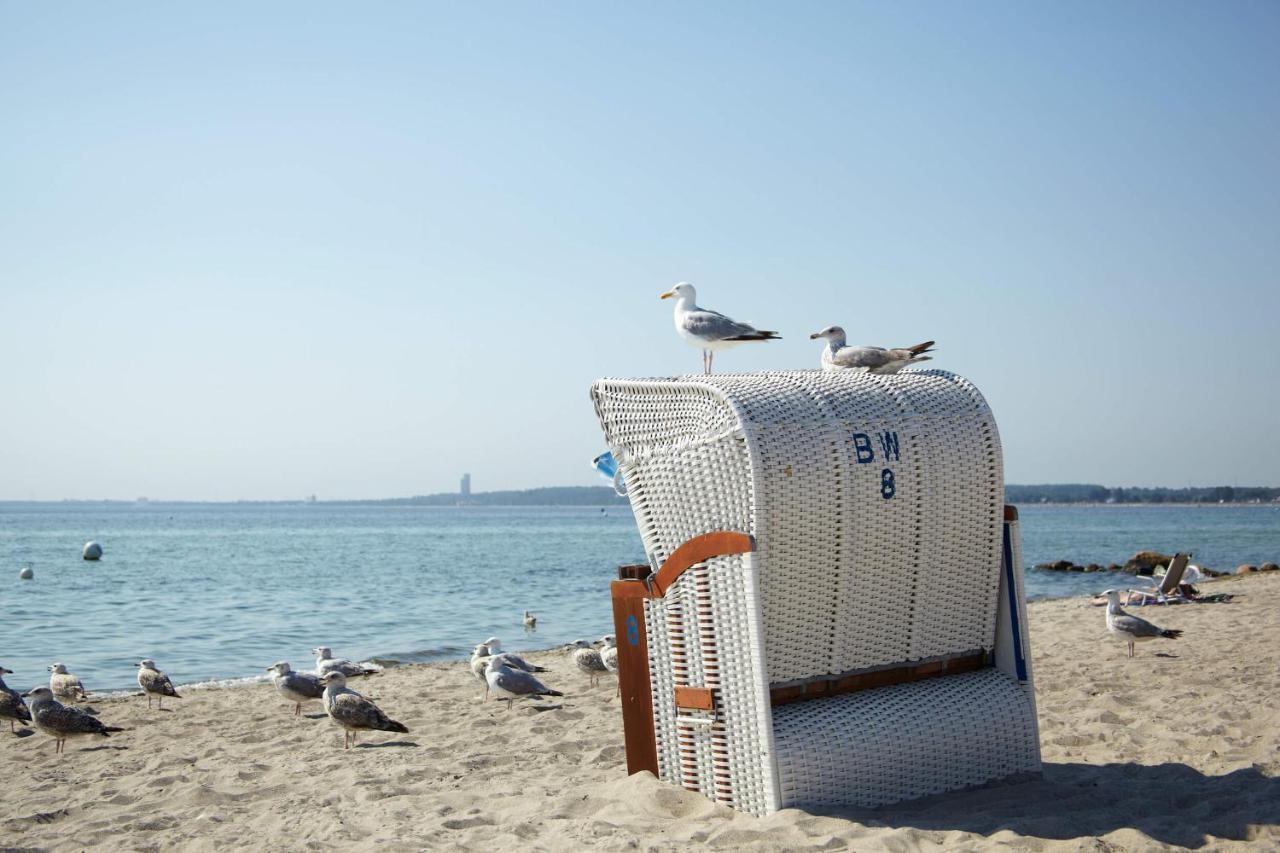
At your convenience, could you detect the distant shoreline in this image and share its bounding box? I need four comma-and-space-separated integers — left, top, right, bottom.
1, 495, 1277, 509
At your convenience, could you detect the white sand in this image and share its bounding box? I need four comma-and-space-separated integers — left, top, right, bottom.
3, 574, 1278, 850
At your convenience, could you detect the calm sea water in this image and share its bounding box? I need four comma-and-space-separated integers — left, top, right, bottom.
2, 503, 1277, 691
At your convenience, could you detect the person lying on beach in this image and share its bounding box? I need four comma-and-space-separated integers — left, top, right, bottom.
1090, 578, 1232, 607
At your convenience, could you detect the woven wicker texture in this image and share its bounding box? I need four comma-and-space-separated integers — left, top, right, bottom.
642, 554, 777, 815
591, 370, 1036, 815
592, 370, 1004, 682
772, 668, 1042, 810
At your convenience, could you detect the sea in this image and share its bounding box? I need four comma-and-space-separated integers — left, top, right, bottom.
2, 502, 1277, 692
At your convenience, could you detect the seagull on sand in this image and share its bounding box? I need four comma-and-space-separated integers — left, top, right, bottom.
312, 647, 378, 678
1104, 589, 1184, 657
661, 282, 780, 374
22, 686, 122, 753
1, 666, 32, 732
809, 326, 936, 374
484, 656, 563, 712
471, 644, 550, 701
523, 610, 537, 629
135, 659, 182, 710
573, 639, 609, 687
470, 645, 495, 702
319, 671, 408, 749
267, 662, 325, 717
600, 636, 620, 698
47, 663, 87, 700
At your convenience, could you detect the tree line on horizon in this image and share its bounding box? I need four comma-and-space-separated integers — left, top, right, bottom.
1004, 484, 1280, 504
385, 483, 1280, 507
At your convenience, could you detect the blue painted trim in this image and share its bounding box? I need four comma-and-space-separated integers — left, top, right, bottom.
1003, 521, 1028, 682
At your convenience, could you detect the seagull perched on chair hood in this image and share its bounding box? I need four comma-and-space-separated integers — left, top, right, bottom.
135, 659, 181, 709
661, 282, 780, 374
809, 326, 935, 374
0, 666, 32, 732
1104, 589, 1183, 657
319, 671, 408, 749
22, 686, 122, 753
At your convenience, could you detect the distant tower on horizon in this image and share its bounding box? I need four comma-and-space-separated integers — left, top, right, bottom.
460, 473, 471, 498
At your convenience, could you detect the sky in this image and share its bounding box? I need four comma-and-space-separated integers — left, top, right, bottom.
1, 2, 1278, 501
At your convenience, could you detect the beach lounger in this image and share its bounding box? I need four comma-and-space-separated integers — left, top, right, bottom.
592, 370, 1042, 815
1130, 553, 1191, 606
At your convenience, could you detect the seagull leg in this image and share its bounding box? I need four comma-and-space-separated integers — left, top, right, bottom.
1128, 641, 1135, 658
294, 703, 301, 717
344, 731, 349, 749
158, 697, 163, 710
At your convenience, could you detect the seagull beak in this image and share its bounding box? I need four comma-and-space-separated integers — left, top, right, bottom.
659, 290, 674, 300
809, 332, 821, 340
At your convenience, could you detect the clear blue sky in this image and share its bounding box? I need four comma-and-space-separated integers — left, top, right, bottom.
2, 2, 1277, 500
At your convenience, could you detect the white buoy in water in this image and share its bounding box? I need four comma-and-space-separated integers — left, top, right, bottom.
82, 541, 103, 561
19, 565, 34, 580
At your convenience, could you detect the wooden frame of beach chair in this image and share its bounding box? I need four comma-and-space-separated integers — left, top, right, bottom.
1128, 552, 1192, 606
593, 370, 1043, 815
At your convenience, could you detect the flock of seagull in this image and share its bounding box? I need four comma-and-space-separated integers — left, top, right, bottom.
0, 632, 624, 753
0, 285, 1194, 755
659, 281, 936, 375
1, 602, 1189, 753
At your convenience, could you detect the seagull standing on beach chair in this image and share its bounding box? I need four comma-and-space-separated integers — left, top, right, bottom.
808, 325, 936, 374
1104, 590, 1183, 657
660, 282, 780, 374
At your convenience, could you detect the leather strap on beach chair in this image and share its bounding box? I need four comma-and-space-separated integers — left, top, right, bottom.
610, 531, 752, 776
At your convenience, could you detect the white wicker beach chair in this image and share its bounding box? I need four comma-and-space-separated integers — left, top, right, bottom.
592, 370, 1041, 815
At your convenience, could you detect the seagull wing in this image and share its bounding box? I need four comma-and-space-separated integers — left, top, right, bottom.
1110, 612, 1166, 638
330, 691, 406, 732
681, 308, 769, 342
829, 345, 894, 370
0, 687, 30, 722
575, 648, 608, 673
283, 671, 325, 699
493, 667, 560, 697
497, 653, 549, 674
140, 669, 181, 697
36, 702, 112, 735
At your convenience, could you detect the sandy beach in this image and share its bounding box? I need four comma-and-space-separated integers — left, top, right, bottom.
3, 573, 1278, 851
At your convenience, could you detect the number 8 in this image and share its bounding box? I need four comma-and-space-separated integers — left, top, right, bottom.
880, 468, 895, 499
